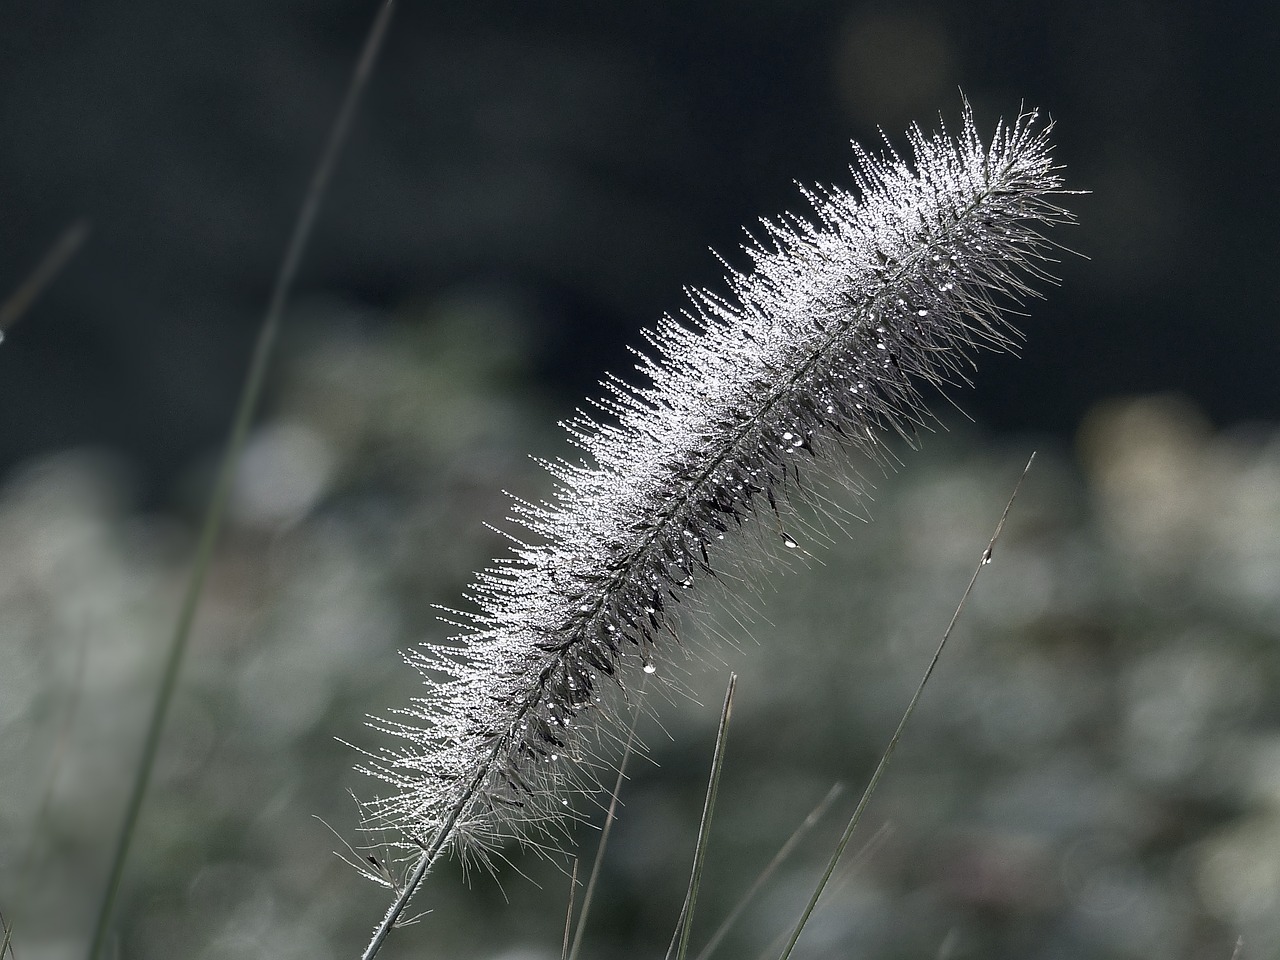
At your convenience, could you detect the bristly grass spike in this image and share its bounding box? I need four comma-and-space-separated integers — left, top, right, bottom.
353, 98, 1072, 959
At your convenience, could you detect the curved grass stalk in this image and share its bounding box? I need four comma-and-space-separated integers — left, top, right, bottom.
775, 454, 1035, 960
83, 5, 396, 957
693, 783, 844, 960
568, 683, 647, 960
667, 674, 737, 960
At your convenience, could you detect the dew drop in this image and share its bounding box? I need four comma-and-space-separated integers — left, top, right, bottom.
781, 533, 799, 549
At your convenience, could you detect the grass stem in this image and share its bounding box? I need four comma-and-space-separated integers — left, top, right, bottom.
83, 5, 395, 956
668, 674, 737, 960
568, 689, 646, 960
693, 783, 843, 960
0, 219, 90, 336
776, 453, 1036, 960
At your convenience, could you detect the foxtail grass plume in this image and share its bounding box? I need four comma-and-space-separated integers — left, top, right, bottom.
357, 103, 1069, 887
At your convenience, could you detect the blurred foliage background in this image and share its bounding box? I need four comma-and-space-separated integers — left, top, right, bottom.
1, 1, 1278, 958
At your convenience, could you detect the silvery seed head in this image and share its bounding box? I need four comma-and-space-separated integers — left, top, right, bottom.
356, 102, 1070, 871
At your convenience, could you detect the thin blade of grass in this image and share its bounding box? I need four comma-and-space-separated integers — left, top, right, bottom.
2, 907, 13, 959
83, 5, 397, 958
935, 926, 960, 959
0, 218, 90, 336
14, 637, 89, 910
561, 858, 579, 960
775, 453, 1036, 960
666, 673, 737, 960
568, 687, 646, 960
693, 783, 844, 960
752, 823, 893, 960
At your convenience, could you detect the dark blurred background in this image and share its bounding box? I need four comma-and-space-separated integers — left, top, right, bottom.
2, 0, 1275, 496
3, 2, 1280, 960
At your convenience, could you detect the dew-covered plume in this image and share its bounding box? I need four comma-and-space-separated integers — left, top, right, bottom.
356, 103, 1069, 918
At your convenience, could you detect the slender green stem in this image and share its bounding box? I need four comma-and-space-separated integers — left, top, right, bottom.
560, 858, 579, 960
667, 674, 737, 960
776, 454, 1035, 960
751, 823, 892, 960
84, 5, 396, 957
360, 839, 444, 960
569, 686, 646, 960
0, 219, 90, 335
361, 690, 541, 959
693, 783, 843, 960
